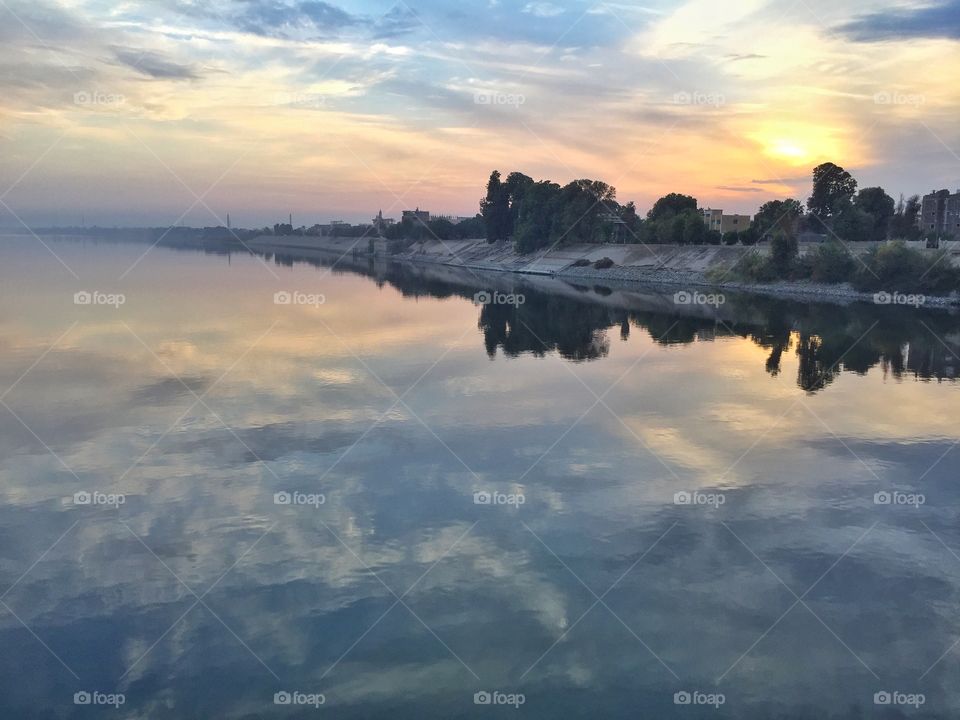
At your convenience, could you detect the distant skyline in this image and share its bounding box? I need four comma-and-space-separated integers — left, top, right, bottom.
1, 0, 959, 228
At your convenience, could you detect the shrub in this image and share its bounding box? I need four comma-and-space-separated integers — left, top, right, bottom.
593, 257, 615, 269
852, 241, 960, 293
810, 242, 856, 283
571, 258, 591, 267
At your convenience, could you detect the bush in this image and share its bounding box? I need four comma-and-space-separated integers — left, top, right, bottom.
769, 233, 799, 276
571, 258, 590, 267
722, 231, 739, 246
853, 241, 960, 293
593, 257, 615, 269
809, 242, 856, 283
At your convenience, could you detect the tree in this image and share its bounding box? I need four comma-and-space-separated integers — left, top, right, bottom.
504, 172, 534, 233
769, 232, 799, 275
754, 199, 803, 238
853, 187, 895, 241
832, 198, 874, 243
682, 210, 706, 244
513, 180, 561, 254
480, 170, 511, 242
890, 194, 922, 241
722, 230, 740, 245
647, 193, 697, 221
807, 162, 857, 220
553, 179, 617, 245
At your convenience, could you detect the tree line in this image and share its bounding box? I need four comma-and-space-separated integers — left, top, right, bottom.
477, 163, 929, 256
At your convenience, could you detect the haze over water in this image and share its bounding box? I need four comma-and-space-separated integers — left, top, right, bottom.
2, 237, 960, 718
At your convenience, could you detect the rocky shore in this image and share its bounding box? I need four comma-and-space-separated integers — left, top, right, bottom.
249, 235, 960, 308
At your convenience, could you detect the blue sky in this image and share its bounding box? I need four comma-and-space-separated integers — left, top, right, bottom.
0, 0, 959, 226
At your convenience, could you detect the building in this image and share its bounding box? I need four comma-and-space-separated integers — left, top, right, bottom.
431, 214, 473, 224
920, 190, 960, 237
402, 208, 430, 223
701, 208, 752, 234
371, 210, 396, 235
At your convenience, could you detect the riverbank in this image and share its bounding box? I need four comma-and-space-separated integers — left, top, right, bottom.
249, 235, 960, 308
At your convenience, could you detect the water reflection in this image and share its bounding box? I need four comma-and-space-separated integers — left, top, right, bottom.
263, 244, 960, 392
1, 236, 960, 719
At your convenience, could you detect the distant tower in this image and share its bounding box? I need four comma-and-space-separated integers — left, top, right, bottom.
289, 213, 292, 226
227, 213, 231, 229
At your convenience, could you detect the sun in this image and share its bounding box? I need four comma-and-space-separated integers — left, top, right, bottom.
769, 140, 810, 162
748, 121, 849, 168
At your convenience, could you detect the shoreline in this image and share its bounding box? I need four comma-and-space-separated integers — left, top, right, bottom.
250, 235, 960, 309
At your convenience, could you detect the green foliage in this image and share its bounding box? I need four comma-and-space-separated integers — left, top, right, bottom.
682, 211, 706, 245
854, 187, 895, 241
513, 180, 561, 254
809, 242, 856, 283
480, 170, 510, 242
647, 193, 697, 221
722, 230, 740, 245
889, 194, 922, 241
852, 241, 960, 294
739, 226, 759, 246
831, 200, 874, 243
808, 162, 857, 219
754, 199, 803, 238
769, 233, 799, 275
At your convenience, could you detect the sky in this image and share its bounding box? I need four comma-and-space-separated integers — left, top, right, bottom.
0, 0, 959, 227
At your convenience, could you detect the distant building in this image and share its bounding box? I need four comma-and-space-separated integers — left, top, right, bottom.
402, 208, 430, 223
431, 214, 473, 224
372, 210, 396, 235
920, 190, 960, 237
701, 207, 752, 234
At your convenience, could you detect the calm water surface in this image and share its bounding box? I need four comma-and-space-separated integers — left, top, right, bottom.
1, 237, 959, 718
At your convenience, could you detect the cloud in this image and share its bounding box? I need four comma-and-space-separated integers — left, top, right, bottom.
113, 48, 200, 79
523, 2, 566, 18
371, 4, 422, 38
235, 0, 357, 37
836, 0, 960, 41
716, 185, 765, 193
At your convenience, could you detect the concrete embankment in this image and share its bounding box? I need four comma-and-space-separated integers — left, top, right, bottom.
248, 235, 960, 306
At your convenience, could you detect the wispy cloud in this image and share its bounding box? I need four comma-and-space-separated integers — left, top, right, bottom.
523, 2, 566, 18
836, 0, 960, 41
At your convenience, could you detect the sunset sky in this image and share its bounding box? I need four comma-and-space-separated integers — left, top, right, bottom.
1, 0, 959, 227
